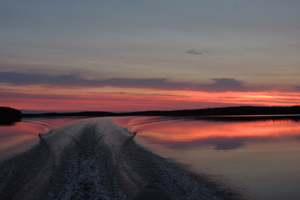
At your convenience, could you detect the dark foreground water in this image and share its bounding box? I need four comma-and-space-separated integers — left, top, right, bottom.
1, 116, 300, 199
115, 116, 300, 200
0, 117, 246, 200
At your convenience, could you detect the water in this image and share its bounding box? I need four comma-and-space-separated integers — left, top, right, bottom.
0, 117, 87, 162
1, 116, 300, 199
115, 116, 300, 200
1, 117, 241, 200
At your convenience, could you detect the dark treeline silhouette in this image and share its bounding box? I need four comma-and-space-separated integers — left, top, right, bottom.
163, 115, 300, 123
1, 106, 299, 125
0, 107, 22, 125
21, 105, 300, 118
126, 106, 300, 122
125, 105, 300, 116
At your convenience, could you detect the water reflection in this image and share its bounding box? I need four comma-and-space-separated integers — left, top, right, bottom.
115, 116, 300, 200
0, 117, 86, 162
115, 116, 300, 150
0, 121, 19, 126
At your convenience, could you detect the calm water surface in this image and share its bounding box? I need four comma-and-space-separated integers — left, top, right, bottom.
115, 116, 300, 200
0, 117, 86, 162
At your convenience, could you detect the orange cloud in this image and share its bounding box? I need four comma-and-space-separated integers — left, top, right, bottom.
1, 84, 300, 111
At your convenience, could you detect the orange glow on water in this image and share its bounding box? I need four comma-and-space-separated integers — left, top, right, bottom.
0, 122, 42, 157
115, 117, 300, 200
115, 117, 300, 144
0, 117, 85, 160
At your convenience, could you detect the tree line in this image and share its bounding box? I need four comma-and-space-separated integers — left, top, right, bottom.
0, 107, 22, 125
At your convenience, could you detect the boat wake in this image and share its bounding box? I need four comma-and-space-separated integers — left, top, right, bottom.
0, 118, 248, 200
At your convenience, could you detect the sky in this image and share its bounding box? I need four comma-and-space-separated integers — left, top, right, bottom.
1, 0, 300, 112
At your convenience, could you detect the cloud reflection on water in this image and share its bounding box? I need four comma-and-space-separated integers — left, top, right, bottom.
0, 117, 86, 161
115, 116, 300, 150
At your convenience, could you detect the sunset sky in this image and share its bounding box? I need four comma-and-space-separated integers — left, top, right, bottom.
1, 0, 300, 112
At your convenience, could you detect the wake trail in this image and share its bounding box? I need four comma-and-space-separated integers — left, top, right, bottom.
0, 118, 248, 200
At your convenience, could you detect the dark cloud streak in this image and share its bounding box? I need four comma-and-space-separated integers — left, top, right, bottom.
185, 50, 203, 55
294, 86, 300, 91
0, 72, 251, 92
185, 50, 212, 55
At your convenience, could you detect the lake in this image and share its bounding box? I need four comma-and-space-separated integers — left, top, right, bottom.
1, 116, 300, 199
115, 116, 300, 200
0, 117, 86, 162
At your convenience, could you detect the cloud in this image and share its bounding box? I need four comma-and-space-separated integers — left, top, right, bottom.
185, 50, 212, 55
0, 71, 251, 92
0, 72, 185, 90
205, 78, 245, 92
185, 50, 203, 55
295, 86, 300, 91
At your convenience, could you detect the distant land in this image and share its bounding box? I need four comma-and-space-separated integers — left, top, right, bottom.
0, 107, 22, 125
21, 105, 300, 117
1, 106, 300, 125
